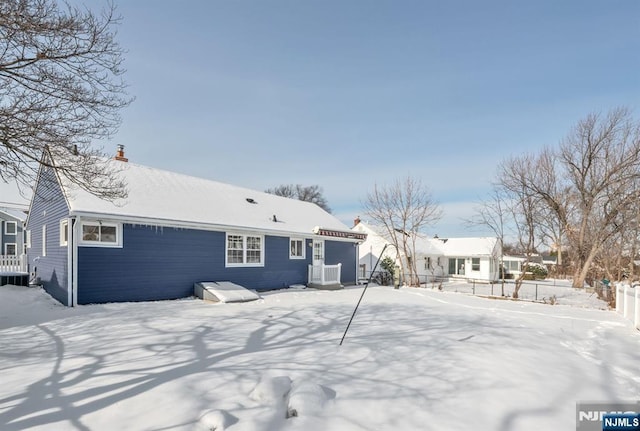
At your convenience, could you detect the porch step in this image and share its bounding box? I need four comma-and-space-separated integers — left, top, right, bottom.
308, 283, 343, 290
194, 281, 260, 303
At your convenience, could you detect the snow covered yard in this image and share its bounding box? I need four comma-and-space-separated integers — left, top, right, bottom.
0, 283, 638, 431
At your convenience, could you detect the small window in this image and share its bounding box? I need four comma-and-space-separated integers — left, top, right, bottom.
60, 220, 69, 246
80, 221, 122, 247
472, 257, 480, 271
4, 221, 17, 235
424, 257, 431, 270
5, 243, 17, 256
226, 233, 264, 267
290, 238, 305, 259
25, 230, 31, 249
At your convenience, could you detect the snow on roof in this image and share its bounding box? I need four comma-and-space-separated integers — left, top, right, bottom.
353, 221, 498, 256
438, 237, 499, 256
0, 207, 27, 221
61, 160, 353, 237
412, 235, 445, 255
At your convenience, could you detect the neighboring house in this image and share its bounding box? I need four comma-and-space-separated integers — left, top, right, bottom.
438, 237, 501, 282
502, 254, 547, 278
0, 207, 27, 257
26, 148, 366, 306
352, 219, 501, 283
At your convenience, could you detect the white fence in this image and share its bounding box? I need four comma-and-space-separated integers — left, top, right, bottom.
0, 254, 27, 272
615, 284, 640, 331
308, 263, 342, 286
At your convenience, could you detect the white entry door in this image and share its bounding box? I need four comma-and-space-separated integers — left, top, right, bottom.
313, 240, 324, 266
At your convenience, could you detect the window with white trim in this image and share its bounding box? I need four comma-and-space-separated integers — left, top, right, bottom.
4, 221, 17, 235
25, 230, 31, 249
424, 257, 431, 270
226, 233, 263, 266
289, 238, 305, 259
60, 220, 69, 246
471, 257, 480, 271
5, 243, 16, 256
80, 221, 122, 247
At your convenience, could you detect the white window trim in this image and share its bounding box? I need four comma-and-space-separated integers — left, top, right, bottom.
4, 221, 17, 235
471, 257, 481, 271
60, 219, 69, 246
289, 238, 306, 259
4, 243, 17, 256
25, 230, 31, 249
79, 221, 123, 248
225, 233, 264, 267
42, 224, 47, 257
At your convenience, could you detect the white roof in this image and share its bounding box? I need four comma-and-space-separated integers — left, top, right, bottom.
412, 235, 446, 255
0, 207, 27, 222
354, 221, 498, 256
438, 237, 499, 256
61, 160, 354, 238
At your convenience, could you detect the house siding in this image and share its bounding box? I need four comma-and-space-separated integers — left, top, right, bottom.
324, 240, 357, 285
1, 217, 24, 255
76, 225, 316, 304
26, 167, 70, 305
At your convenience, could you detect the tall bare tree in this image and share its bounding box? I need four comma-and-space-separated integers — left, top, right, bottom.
265, 184, 331, 213
0, 0, 132, 200
502, 108, 640, 288
362, 176, 442, 286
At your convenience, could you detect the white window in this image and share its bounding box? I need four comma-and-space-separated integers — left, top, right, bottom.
472, 257, 480, 271
5, 243, 17, 256
79, 221, 122, 247
25, 230, 31, 249
42, 225, 47, 257
290, 238, 305, 259
226, 233, 264, 267
5, 221, 17, 235
60, 220, 69, 246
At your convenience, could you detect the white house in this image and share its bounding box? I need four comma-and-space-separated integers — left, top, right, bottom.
352, 219, 501, 283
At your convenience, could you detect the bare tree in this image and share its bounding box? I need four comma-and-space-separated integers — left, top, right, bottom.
499, 154, 545, 298
467, 185, 508, 295
362, 176, 442, 286
0, 0, 132, 200
502, 108, 640, 288
265, 184, 331, 213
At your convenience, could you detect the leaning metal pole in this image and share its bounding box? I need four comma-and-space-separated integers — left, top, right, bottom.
339, 243, 389, 346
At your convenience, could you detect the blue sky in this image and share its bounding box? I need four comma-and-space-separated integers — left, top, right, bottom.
103, 0, 640, 237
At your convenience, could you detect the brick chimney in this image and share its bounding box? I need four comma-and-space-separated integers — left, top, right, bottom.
114, 144, 128, 162
353, 216, 361, 227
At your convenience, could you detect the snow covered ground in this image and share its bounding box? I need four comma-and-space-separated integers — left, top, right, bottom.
0, 281, 638, 431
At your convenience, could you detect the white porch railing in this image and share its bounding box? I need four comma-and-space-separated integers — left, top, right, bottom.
308, 263, 342, 286
615, 283, 639, 331
0, 254, 27, 272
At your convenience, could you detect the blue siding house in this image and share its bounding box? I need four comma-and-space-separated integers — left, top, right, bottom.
26, 149, 366, 306
1, 208, 26, 256
0, 207, 28, 270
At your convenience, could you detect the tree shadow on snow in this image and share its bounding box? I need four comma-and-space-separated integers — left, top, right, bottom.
0, 295, 628, 430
